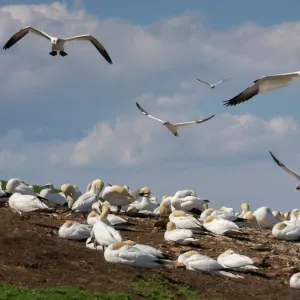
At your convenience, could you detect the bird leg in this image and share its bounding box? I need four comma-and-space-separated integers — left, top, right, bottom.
59, 51, 68, 57
117, 206, 121, 214
49, 51, 57, 56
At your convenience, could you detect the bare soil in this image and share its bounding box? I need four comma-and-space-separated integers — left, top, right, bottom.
0, 208, 300, 299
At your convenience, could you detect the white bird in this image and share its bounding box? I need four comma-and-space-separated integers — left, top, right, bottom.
104, 241, 174, 269
8, 192, 55, 216
3, 26, 113, 63
122, 240, 172, 260
64, 179, 104, 216
58, 220, 92, 240
197, 78, 232, 89
217, 249, 259, 270
158, 195, 173, 216
203, 216, 242, 236
136, 102, 214, 137
272, 222, 300, 241
269, 151, 300, 191
180, 251, 243, 278
290, 272, 300, 289
164, 221, 201, 245
171, 194, 209, 214
6, 178, 36, 196
91, 205, 123, 250
199, 208, 216, 221
253, 207, 278, 229
102, 184, 141, 212
127, 187, 157, 212
39, 183, 67, 206
169, 210, 206, 234
223, 71, 300, 106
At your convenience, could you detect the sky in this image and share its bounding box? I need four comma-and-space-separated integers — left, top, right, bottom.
1, 1, 300, 212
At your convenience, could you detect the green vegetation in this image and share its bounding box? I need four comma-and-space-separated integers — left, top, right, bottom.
131, 276, 220, 300
0, 278, 222, 300
0, 284, 132, 300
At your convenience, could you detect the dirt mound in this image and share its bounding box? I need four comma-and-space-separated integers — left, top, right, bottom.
0, 208, 299, 299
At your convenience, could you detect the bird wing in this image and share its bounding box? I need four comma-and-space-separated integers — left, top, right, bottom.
213, 78, 232, 86
3, 26, 51, 50
118, 247, 158, 263
223, 80, 259, 106
196, 79, 212, 86
218, 253, 253, 268
136, 102, 165, 123
269, 151, 300, 181
174, 115, 215, 128
63, 34, 113, 64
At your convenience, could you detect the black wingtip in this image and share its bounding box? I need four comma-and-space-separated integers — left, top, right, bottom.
136, 102, 141, 108
223, 100, 234, 107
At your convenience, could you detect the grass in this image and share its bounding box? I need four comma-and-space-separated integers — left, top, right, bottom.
0, 284, 132, 300
0, 277, 222, 300
131, 276, 221, 300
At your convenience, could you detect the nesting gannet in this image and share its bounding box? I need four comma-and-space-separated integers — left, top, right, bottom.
159, 195, 173, 216
290, 272, 300, 289
58, 220, 92, 240
242, 211, 261, 229
122, 240, 172, 260
127, 187, 156, 212
199, 208, 216, 221
104, 241, 174, 269
223, 71, 300, 106
180, 251, 243, 278
91, 205, 123, 250
64, 179, 104, 216
169, 210, 205, 234
6, 178, 36, 196
136, 102, 214, 137
3, 26, 113, 63
239, 203, 250, 218
203, 216, 242, 236
8, 192, 55, 216
269, 151, 300, 191
217, 249, 259, 270
102, 184, 142, 212
253, 207, 278, 229
197, 77, 232, 89
272, 222, 300, 241
164, 221, 201, 245
40, 183, 67, 206
171, 194, 209, 214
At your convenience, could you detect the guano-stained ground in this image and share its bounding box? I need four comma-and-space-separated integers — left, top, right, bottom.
0, 207, 300, 299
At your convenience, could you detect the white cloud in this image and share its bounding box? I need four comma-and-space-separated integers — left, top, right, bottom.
1, 2, 300, 211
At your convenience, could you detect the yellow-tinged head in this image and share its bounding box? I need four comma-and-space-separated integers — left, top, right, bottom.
159, 202, 168, 216
185, 250, 199, 257
162, 194, 169, 202
100, 205, 110, 221
166, 221, 176, 231
241, 203, 250, 213
92, 179, 104, 193
123, 185, 130, 190
243, 211, 256, 222
274, 222, 287, 230
110, 242, 127, 250
223, 249, 235, 255
124, 240, 136, 246
188, 189, 197, 196
63, 220, 74, 228
272, 210, 281, 219
172, 210, 186, 217
284, 212, 290, 220
61, 183, 76, 197
140, 187, 151, 194
91, 202, 102, 215
203, 203, 209, 210
203, 215, 216, 223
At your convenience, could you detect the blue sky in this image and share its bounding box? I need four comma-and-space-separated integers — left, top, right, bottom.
1, 1, 300, 212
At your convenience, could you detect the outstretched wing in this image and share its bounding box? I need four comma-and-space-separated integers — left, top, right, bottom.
63, 34, 113, 64
3, 26, 51, 50
136, 102, 165, 123
213, 78, 232, 86
196, 78, 212, 87
174, 115, 215, 128
269, 151, 300, 181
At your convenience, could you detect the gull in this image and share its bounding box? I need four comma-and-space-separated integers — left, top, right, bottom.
3, 26, 113, 64
223, 71, 300, 106
269, 151, 300, 191
196, 78, 232, 89
136, 102, 214, 137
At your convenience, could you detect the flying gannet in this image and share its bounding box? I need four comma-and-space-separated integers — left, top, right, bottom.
223, 71, 300, 106
136, 102, 214, 137
196, 78, 232, 89
3, 26, 113, 63
269, 151, 300, 191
